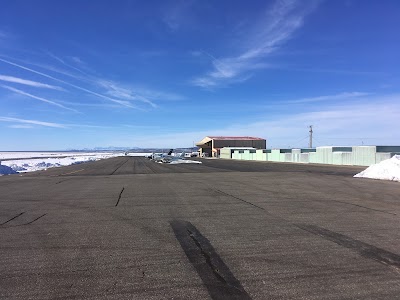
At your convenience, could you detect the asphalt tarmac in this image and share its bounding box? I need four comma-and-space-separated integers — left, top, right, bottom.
1, 156, 400, 299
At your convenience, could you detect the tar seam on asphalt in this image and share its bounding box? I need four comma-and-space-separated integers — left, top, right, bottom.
0, 212, 25, 225
214, 189, 265, 211
170, 220, 252, 300
110, 158, 130, 175
296, 224, 400, 271
115, 187, 125, 207
56, 178, 74, 184
1, 213, 47, 228
142, 160, 158, 174
23, 213, 47, 225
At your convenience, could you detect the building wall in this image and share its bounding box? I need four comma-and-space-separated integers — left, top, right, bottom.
229, 146, 398, 167
197, 138, 266, 157
352, 146, 376, 166
198, 140, 212, 157
220, 148, 233, 159
213, 139, 266, 149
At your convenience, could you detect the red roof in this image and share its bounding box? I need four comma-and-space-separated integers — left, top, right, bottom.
208, 136, 265, 141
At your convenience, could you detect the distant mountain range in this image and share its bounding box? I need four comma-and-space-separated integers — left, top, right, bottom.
66, 147, 198, 152
93, 147, 141, 151
65, 147, 140, 151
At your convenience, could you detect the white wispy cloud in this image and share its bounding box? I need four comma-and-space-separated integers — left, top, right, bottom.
1, 54, 182, 109
192, 0, 319, 88
57, 100, 121, 109
12, 57, 92, 83
97, 80, 157, 108
132, 87, 184, 102
0, 116, 66, 128
8, 124, 34, 129
0, 84, 78, 112
97, 80, 184, 108
0, 74, 65, 91
286, 67, 386, 76
120, 93, 400, 148
287, 92, 371, 104
40, 56, 178, 107
0, 116, 118, 130
0, 57, 136, 109
47, 52, 90, 76
69, 56, 83, 64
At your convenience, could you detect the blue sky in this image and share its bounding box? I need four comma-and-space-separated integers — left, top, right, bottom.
0, 0, 399, 150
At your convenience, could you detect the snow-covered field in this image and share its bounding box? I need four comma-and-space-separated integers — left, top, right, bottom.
354, 155, 400, 182
0, 152, 151, 175
0, 151, 94, 160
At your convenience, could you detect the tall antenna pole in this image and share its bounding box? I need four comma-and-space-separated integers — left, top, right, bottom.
309, 125, 313, 148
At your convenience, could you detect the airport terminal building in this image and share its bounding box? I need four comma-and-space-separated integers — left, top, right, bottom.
196, 136, 266, 157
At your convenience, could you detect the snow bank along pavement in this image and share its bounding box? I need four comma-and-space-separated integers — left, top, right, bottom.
354, 155, 400, 182
0, 152, 150, 175
0, 165, 17, 175
169, 160, 202, 164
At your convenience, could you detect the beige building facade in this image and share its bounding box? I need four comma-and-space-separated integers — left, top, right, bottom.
196, 136, 266, 157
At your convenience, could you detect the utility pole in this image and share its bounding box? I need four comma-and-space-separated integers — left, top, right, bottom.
309, 125, 313, 148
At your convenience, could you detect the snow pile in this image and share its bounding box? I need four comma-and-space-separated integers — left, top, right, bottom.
0, 151, 152, 160
126, 153, 152, 157
0, 151, 177, 175
169, 160, 202, 164
0, 153, 122, 174
0, 164, 18, 175
0, 151, 112, 160
354, 155, 400, 182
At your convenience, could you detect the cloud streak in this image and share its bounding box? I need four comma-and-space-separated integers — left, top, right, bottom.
192, 0, 319, 88
0, 116, 66, 128
8, 124, 34, 129
47, 52, 90, 76
0, 55, 181, 110
0, 84, 78, 112
287, 92, 371, 104
0, 74, 64, 91
97, 80, 162, 108
0, 57, 137, 108
0, 117, 118, 130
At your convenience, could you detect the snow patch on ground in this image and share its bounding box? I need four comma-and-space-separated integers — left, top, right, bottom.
354, 155, 400, 182
126, 153, 152, 157
169, 160, 202, 164
0, 165, 17, 175
0, 152, 188, 174
0, 152, 124, 174
0, 151, 151, 160
0, 151, 107, 160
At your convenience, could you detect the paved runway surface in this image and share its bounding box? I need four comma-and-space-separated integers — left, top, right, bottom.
1, 157, 400, 299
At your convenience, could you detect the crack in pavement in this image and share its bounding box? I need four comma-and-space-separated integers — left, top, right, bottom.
214, 189, 265, 211
0, 212, 25, 225
115, 187, 125, 207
